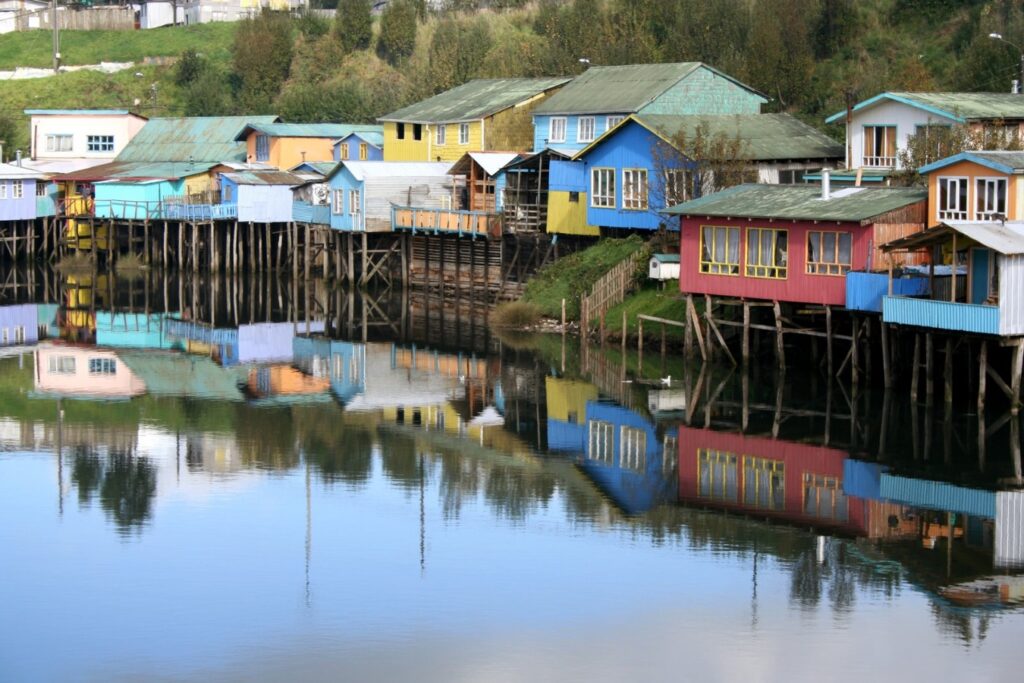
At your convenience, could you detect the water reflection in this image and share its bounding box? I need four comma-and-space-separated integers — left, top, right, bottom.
2, 265, 1024, 679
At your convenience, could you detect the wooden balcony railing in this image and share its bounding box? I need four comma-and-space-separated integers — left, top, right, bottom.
392, 206, 502, 239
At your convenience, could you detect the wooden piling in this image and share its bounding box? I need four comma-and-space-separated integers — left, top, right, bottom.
926, 333, 935, 400
911, 333, 920, 403
742, 301, 750, 366
773, 300, 785, 370
880, 322, 892, 388
1012, 341, 1024, 416
944, 337, 954, 407
978, 341, 987, 416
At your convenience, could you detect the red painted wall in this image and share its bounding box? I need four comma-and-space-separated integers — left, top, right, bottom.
678, 217, 872, 305
676, 426, 867, 535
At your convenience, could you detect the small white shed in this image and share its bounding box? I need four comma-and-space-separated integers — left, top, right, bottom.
649, 253, 680, 280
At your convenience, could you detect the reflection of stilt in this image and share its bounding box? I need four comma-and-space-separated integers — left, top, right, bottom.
305, 456, 312, 608
56, 398, 63, 517
419, 452, 426, 576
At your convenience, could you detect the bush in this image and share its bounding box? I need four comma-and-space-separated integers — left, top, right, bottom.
490, 301, 541, 328
377, 0, 418, 65
335, 0, 374, 53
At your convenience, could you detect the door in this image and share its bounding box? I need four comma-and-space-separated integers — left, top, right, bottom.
970, 247, 991, 305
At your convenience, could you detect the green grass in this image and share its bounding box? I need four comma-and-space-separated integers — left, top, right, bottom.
0, 24, 237, 69
521, 235, 647, 319
590, 286, 687, 341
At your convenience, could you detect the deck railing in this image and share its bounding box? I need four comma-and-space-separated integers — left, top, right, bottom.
161, 203, 238, 221
392, 206, 502, 239
503, 204, 546, 233
882, 295, 1000, 335
293, 201, 331, 225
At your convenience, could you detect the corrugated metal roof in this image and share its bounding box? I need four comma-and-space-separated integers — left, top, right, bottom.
336, 131, 385, 147
333, 161, 452, 182
0, 163, 46, 180
56, 160, 218, 182
665, 184, 927, 222
116, 115, 280, 163
21, 159, 110, 175
449, 152, 521, 178
652, 253, 680, 263
607, 113, 843, 161
222, 170, 310, 186
234, 122, 383, 141
826, 91, 1024, 124
533, 63, 765, 116
379, 78, 570, 123
879, 474, 996, 518
919, 150, 1024, 175
881, 221, 1024, 255
290, 161, 338, 176
23, 109, 143, 117
996, 491, 1024, 568
117, 351, 244, 401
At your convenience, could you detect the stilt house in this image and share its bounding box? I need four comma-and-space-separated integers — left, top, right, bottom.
235, 123, 383, 170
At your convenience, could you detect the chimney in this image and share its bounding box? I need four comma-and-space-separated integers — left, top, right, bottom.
821, 168, 831, 200
15, 150, 21, 167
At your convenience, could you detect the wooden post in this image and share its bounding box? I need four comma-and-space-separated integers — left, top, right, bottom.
292, 222, 299, 281
1012, 341, 1024, 417
684, 294, 694, 359
950, 232, 958, 302
304, 223, 311, 281
773, 300, 785, 370
880, 321, 892, 389
944, 337, 954, 407
742, 301, 750, 366
638, 317, 644, 371
978, 341, 988, 416
705, 294, 714, 362
911, 333, 921, 403
851, 314, 859, 386
621, 310, 627, 356
561, 298, 566, 331
926, 333, 935, 400
826, 305, 833, 378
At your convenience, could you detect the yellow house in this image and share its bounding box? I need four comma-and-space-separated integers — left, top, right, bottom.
379, 78, 570, 163
918, 150, 1024, 227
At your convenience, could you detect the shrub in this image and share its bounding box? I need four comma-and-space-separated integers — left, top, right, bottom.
490, 301, 541, 328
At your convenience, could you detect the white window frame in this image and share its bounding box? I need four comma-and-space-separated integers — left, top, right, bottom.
549, 117, 566, 144
47, 355, 76, 374
436, 124, 446, 146
620, 426, 646, 472
36, 181, 47, 197
86, 135, 114, 153
0, 182, 6, 200
349, 188, 360, 216
459, 123, 470, 146
12, 180, 22, 199
622, 168, 648, 210
88, 357, 117, 375
975, 176, 1007, 221
606, 115, 624, 130
577, 116, 595, 143
937, 176, 969, 221
332, 189, 344, 215
587, 419, 613, 465
45, 134, 72, 153
664, 169, 690, 205
591, 167, 615, 208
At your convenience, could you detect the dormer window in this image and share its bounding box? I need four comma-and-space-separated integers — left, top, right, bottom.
863, 125, 896, 167
937, 177, 968, 221
976, 177, 1007, 221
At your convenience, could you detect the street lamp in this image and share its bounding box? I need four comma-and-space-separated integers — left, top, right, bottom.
989, 33, 1024, 94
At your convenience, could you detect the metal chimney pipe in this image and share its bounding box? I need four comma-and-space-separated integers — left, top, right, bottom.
821, 168, 831, 200
15, 149, 22, 167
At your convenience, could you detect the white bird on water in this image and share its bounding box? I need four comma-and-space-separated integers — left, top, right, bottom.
660, 376, 672, 387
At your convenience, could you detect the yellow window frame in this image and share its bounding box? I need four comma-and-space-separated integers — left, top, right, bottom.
742, 455, 785, 510
806, 230, 852, 276
699, 225, 740, 276
745, 227, 788, 279
698, 448, 738, 501
359, 143, 368, 160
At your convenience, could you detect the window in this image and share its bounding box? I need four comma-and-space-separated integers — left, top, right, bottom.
568, 191, 580, 203
863, 125, 896, 167
13, 326, 25, 344
606, 115, 624, 130
396, 123, 406, 140
436, 124, 446, 145
778, 169, 805, 184
621, 426, 646, 471
622, 169, 648, 210
746, 228, 788, 279
47, 355, 76, 374
223, 184, 233, 203
359, 143, 368, 160
36, 181, 47, 197
806, 231, 852, 276
349, 189, 360, 216
459, 123, 470, 145
88, 358, 116, 375
591, 167, 615, 207
0, 328, 6, 344
549, 117, 566, 143
976, 177, 1007, 220
938, 177, 968, 221
0, 183, 6, 200
12, 180, 22, 199
340, 143, 349, 160
255, 134, 269, 162
700, 226, 740, 275
87, 135, 114, 153
662, 435, 677, 476
803, 473, 848, 521
664, 169, 691, 205
588, 419, 613, 464
743, 456, 784, 510
45, 134, 72, 153
332, 189, 344, 215
413, 124, 423, 141
698, 448, 738, 501
577, 116, 595, 143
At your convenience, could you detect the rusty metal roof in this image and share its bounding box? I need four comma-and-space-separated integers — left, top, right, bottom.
55, 160, 218, 183
379, 78, 570, 123
116, 115, 280, 163
221, 170, 310, 186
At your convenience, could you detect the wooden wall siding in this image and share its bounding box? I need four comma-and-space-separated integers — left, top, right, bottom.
486, 103, 538, 153
0, 179, 37, 221
247, 135, 335, 169
873, 222, 930, 268
547, 159, 598, 236
678, 217, 872, 306
532, 112, 629, 154
335, 139, 383, 162
236, 184, 294, 223
926, 160, 1021, 227
676, 426, 868, 535
382, 122, 432, 162
639, 66, 766, 116
1000, 253, 1024, 336
468, 159, 497, 212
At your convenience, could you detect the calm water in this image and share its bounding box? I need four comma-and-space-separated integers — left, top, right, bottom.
2, 267, 1024, 682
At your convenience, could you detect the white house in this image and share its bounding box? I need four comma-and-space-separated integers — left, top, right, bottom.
0, 0, 49, 34
139, 0, 185, 29
180, 0, 306, 25
826, 92, 1024, 173
23, 109, 149, 175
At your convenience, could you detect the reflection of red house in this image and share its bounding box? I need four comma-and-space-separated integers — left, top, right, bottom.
677, 426, 867, 535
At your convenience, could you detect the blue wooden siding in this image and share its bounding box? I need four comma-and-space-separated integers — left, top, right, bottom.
547, 419, 586, 452
579, 121, 689, 231
845, 272, 930, 312
327, 165, 362, 231
882, 295, 1000, 335
550, 159, 588, 192
0, 304, 39, 345
531, 112, 630, 153
0, 179, 38, 220
36, 182, 58, 217
638, 67, 765, 116
94, 179, 182, 219
293, 201, 331, 225
95, 312, 175, 349
333, 135, 383, 162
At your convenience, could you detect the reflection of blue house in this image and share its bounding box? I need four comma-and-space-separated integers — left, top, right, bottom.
0, 304, 39, 346
95, 312, 178, 349
164, 320, 323, 367
292, 336, 366, 403
579, 400, 678, 514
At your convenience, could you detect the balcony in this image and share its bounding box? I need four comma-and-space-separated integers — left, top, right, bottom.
161, 203, 237, 221
392, 206, 501, 239
293, 201, 331, 225
863, 155, 895, 168
882, 295, 999, 335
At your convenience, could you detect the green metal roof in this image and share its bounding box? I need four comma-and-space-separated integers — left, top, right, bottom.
629, 114, 844, 161
826, 91, 1024, 124
291, 161, 338, 176
664, 184, 928, 223
222, 170, 308, 186
379, 78, 570, 124
533, 63, 766, 116
337, 130, 384, 147
118, 351, 245, 401
234, 122, 383, 141
116, 115, 280, 163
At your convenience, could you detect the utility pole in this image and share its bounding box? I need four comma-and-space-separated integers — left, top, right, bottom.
51, 0, 60, 75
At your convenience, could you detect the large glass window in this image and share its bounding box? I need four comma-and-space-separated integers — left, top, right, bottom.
700, 226, 740, 275
622, 169, 648, 210
349, 189, 360, 216
807, 231, 853, 275
698, 449, 738, 501
332, 189, 343, 215
88, 358, 117, 375
255, 134, 269, 162
47, 355, 76, 374
976, 177, 1007, 220
664, 169, 692, 205
45, 134, 73, 153
938, 176, 968, 220
746, 228, 788, 279
863, 125, 896, 167
743, 456, 784, 510
591, 167, 615, 208
11, 181, 22, 199
803, 473, 848, 521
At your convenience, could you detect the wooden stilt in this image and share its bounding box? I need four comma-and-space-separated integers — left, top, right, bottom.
826, 305, 833, 378
742, 301, 750, 366
880, 321, 892, 388
926, 333, 935, 400
684, 293, 694, 358
1012, 341, 1024, 417
911, 333, 920, 403
944, 337, 954, 406
773, 300, 785, 370
851, 315, 859, 386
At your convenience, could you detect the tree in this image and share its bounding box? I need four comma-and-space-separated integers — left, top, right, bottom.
335, 0, 373, 53
377, 0, 418, 66
232, 9, 295, 113
427, 16, 491, 93
175, 48, 207, 88
184, 67, 235, 117
893, 123, 1024, 185
0, 111, 19, 162
651, 121, 752, 203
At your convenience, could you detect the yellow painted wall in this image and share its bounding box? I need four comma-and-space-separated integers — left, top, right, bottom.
548, 190, 599, 236
927, 159, 1021, 227
245, 134, 336, 169
486, 104, 538, 152
382, 121, 432, 161
545, 377, 598, 423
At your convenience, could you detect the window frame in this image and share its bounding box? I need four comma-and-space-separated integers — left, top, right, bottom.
47, 355, 76, 374
0, 182, 6, 200
332, 189, 344, 215
621, 168, 648, 210
459, 123, 470, 145
36, 181, 47, 197
359, 143, 368, 160
664, 169, 691, 206
88, 357, 117, 375
577, 116, 596, 143
435, 124, 446, 146
396, 122, 406, 140
699, 225, 741, 276
620, 426, 647, 472
742, 456, 785, 510
606, 115, 624, 131
11, 180, 22, 199
86, 134, 114, 153
802, 473, 848, 521
937, 176, 969, 221
45, 134, 73, 153
806, 230, 853, 276
549, 117, 567, 144
254, 134, 270, 162
698, 448, 739, 502
587, 419, 614, 465
349, 188, 360, 216
862, 125, 897, 167
745, 227, 789, 280
975, 176, 1008, 221
340, 143, 349, 161
590, 167, 615, 208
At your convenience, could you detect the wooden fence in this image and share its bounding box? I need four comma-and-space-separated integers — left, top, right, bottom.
579, 248, 647, 332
